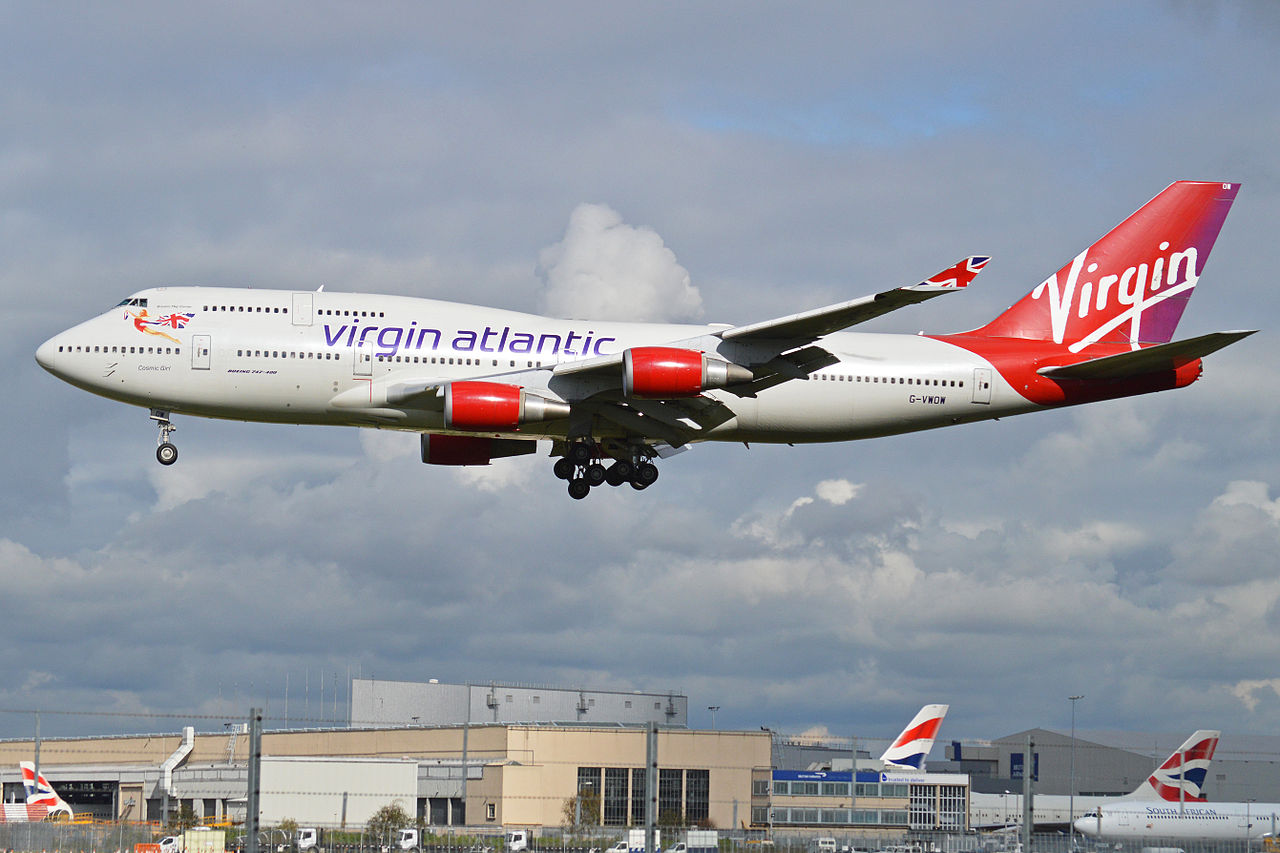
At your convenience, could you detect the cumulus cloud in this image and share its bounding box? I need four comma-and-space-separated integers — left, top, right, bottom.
537, 204, 703, 322
1233, 679, 1280, 713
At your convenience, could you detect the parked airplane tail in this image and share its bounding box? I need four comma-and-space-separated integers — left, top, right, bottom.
880, 704, 949, 770
1123, 729, 1220, 802
19, 762, 73, 820
974, 181, 1240, 350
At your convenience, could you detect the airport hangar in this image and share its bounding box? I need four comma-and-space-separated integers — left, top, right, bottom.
2, 679, 1278, 836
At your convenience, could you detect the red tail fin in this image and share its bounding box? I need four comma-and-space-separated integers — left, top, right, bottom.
975, 182, 1239, 351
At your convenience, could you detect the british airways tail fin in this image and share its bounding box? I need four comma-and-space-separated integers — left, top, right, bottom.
975, 182, 1240, 351
880, 704, 949, 770
19, 762, 73, 820
1121, 729, 1220, 802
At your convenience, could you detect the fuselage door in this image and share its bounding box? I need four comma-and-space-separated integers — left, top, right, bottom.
971, 367, 992, 404
291, 292, 314, 326
353, 341, 372, 377
192, 334, 211, 370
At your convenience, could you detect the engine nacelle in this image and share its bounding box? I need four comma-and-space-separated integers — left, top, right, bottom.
443, 381, 571, 431
623, 347, 753, 398
420, 434, 538, 466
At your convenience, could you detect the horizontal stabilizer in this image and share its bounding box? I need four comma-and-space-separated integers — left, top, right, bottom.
1036, 330, 1256, 381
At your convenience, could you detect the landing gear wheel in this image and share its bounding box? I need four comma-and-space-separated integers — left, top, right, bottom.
568, 442, 593, 464
585, 463, 607, 486
605, 463, 627, 487
634, 461, 659, 486
568, 479, 591, 500
553, 457, 575, 480
156, 442, 178, 466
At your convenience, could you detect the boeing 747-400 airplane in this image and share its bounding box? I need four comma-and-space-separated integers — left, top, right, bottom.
37, 181, 1253, 498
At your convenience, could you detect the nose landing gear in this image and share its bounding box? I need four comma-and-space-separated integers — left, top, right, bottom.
150, 409, 178, 465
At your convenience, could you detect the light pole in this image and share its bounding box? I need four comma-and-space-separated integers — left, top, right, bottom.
1069, 695, 1084, 850
708, 706, 720, 730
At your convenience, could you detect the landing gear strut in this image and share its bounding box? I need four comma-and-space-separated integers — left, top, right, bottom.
151, 409, 178, 465
554, 440, 658, 499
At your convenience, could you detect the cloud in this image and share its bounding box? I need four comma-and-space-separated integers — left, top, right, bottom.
6, 2, 1280, 745
537, 203, 703, 322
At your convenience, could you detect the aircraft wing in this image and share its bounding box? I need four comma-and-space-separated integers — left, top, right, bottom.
547, 256, 989, 390
336, 258, 990, 446
719, 256, 988, 344
1037, 330, 1256, 380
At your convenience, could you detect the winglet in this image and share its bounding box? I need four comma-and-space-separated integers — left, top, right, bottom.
913, 256, 990, 290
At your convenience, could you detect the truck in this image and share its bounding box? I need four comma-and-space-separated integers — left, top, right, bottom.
664, 831, 717, 853
628, 829, 661, 853
296, 829, 333, 853
159, 828, 226, 853
508, 830, 532, 852
396, 829, 421, 852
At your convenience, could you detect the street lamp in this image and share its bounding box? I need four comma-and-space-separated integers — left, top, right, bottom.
708, 706, 720, 730
1069, 695, 1084, 850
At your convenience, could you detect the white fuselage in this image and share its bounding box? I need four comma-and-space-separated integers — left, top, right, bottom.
1074, 801, 1280, 842
35, 286, 1035, 444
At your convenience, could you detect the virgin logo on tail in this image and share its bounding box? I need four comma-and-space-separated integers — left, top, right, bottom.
1032, 241, 1201, 352
1143, 730, 1219, 802
880, 703, 949, 770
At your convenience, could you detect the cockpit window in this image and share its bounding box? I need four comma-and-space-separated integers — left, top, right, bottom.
115, 297, 148, 308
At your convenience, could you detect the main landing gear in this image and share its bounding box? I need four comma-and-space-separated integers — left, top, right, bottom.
553, 440, 659, 499
150, 409, 178, 465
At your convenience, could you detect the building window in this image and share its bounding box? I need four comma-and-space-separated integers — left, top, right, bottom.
659, 769, 682, 824
752, 779, 769, 797
685, 769, 709, 824
604, 768, 629, 826
631, 768, 646, 825
577, 767, 602, 825
486, 803, 495, 821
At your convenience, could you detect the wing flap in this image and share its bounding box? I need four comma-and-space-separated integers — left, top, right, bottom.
1037, 330, 1257, 380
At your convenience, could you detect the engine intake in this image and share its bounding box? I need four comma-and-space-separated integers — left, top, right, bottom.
444, 381, 570, 431
623, 347, 753, 398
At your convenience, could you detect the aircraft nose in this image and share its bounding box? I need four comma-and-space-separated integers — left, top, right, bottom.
35, 335, 57, 371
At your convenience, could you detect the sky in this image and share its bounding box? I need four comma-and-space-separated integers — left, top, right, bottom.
4, 1, 1280, 757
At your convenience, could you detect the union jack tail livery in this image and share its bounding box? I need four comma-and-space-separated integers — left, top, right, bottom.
1135, 729, 1219, 802
19, 762, 73, 820
880, 704, 949, 770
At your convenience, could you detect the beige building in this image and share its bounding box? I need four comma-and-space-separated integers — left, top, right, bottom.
0, 724, 771, 830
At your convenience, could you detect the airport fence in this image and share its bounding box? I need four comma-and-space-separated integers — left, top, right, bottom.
0, 821, 156, 853
0, 827, 1262, 853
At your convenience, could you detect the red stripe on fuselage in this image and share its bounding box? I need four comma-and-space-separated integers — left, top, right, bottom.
930, 334, 1202, 406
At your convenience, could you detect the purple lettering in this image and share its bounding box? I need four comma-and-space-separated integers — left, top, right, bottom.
323, 325, 348, 346
452, 330, 477, 351
376, 327, 404, 357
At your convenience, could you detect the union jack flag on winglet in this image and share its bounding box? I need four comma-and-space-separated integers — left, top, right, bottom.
919, 257, 990, 289
880, 704, 949, 770
1140, 730, 1219, 802
19, 762, 73, 819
